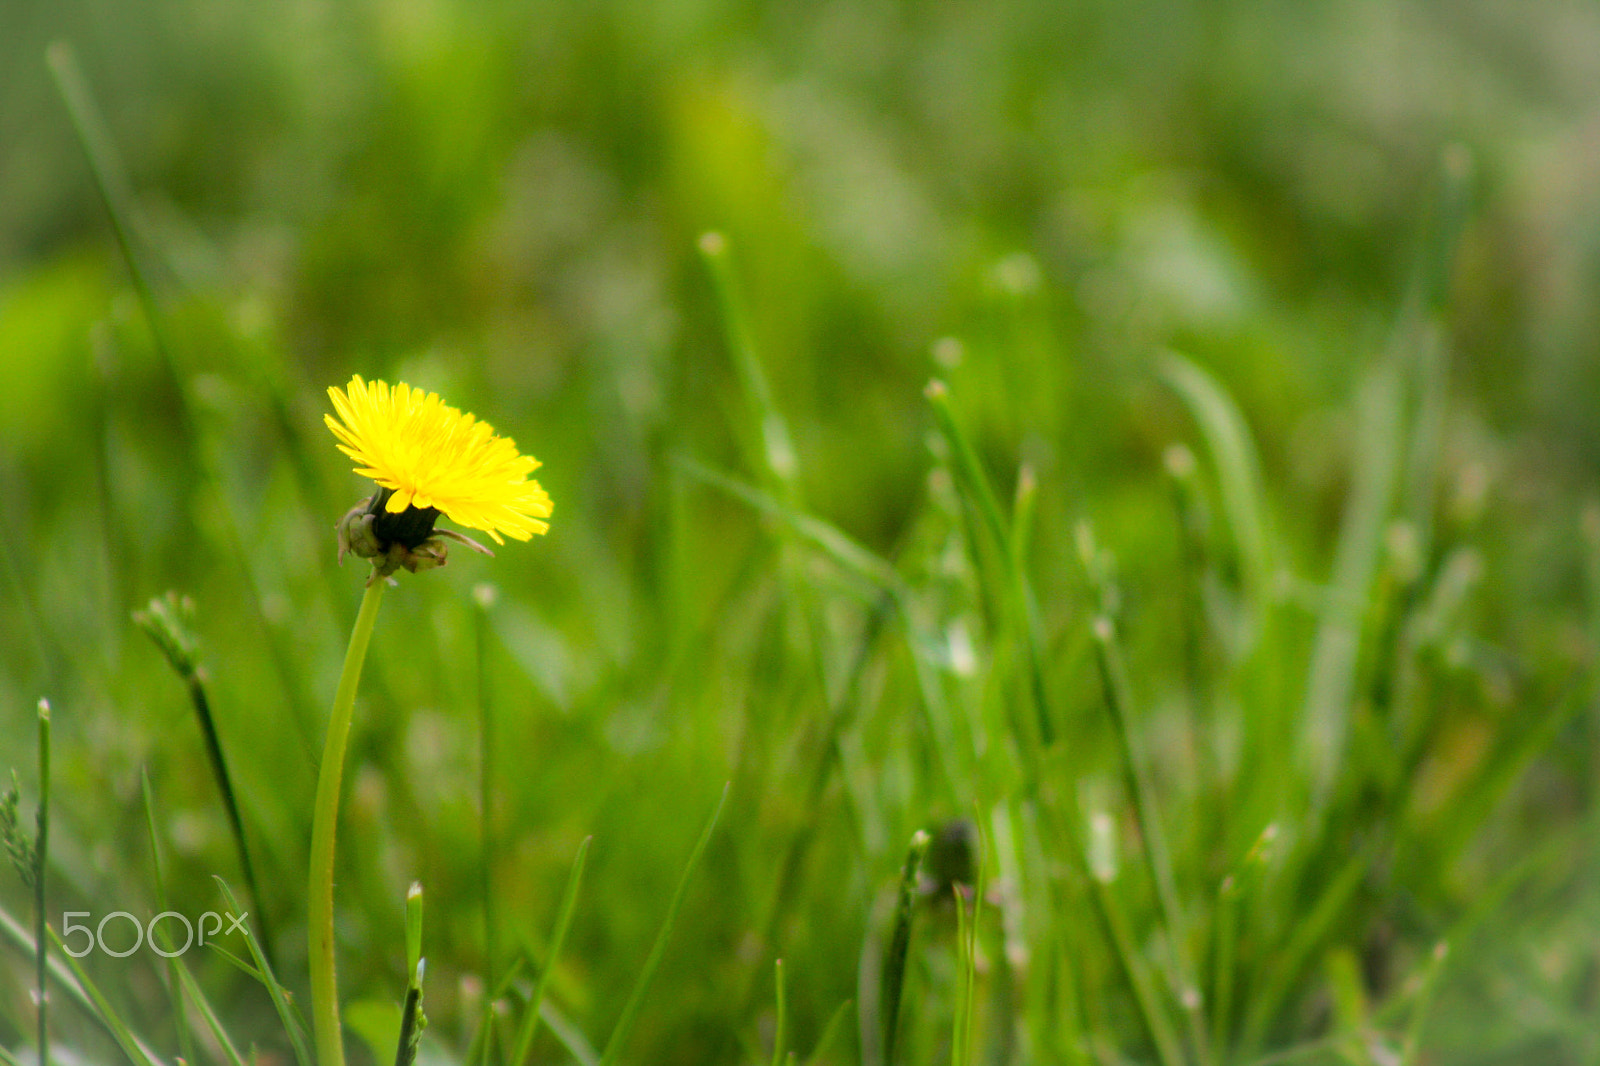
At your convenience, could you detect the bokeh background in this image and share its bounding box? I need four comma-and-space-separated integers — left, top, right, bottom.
2, 0, 1599, 1062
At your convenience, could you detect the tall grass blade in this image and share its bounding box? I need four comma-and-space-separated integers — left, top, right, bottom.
950, 887, 976, 1066
172, 958, 248, 1066
50, 38, 326, 762
44, 926, 163, 1066
1210, 824, 1278, 1063
540, 1001, 601, 1066
1240, 843, 1372, 1056
33, 700, 49, 1066
771, 959, 789, 1066
45, 42, 166, 358
1089, 872, 1184, 1066
925, 380, 1054, 749
1301, 367, 1404, 804
597, 787, 728, 1066
395, 975, 425, 1066
397, 883, 426, 1066
511, 836, 591, 1066
213, 876, 314, 1066
475, 585, 499, 997
142, 770, 196, 1065
1090, 617, 1205, 1062
1158, 352, 1275, 625
676, 458, 904, 598
698, 232, 799, 494
0, 901, 156, 1061
880, 830, 930, 1066
1398, 942, 1448, 1066
802, 999, 854, 1066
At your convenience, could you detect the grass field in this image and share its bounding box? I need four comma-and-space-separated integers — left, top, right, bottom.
1, 0, 1599, 1063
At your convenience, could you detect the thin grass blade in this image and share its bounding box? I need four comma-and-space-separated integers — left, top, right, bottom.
1159, 352, 1275, 623
142, 771, 196, 1065
1301, 367, 1404, 804
880, 830, 930, 1066
44, 926, 164, 1066
172, 958, 248, 1066
512, 835, 591, 1066
803, 999, 854, 1066
213, 876, 314, 1066
597, 787, 728, 1066
771, 959, 789, 1066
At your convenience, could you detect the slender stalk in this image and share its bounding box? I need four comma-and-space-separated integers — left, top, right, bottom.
475, 586, 497, 997
134, 592, 278, 970
309, 579, 387, 1066
192, 675, 278, 970
35, 700, 50, 1066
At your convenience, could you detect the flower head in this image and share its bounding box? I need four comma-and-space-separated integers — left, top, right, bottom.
325, 376, 552, 551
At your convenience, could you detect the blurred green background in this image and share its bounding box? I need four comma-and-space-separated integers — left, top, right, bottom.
1, 0, 1599, 1062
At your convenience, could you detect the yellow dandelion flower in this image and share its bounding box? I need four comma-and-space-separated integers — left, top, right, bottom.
325, 375, 551, 546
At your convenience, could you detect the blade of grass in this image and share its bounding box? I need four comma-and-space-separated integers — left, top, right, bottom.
49, 38, 326, 764
802, 999, 854, 1066
142, 770, 196, 1066
1301, 367, 1404, 806
880, 830, 930, 1066
511, 836, 591, 1066
45, 43, 165, 361
0, 901, 151, 1056
172, 958, 249, 1066
675, 458, 904, 598
950, 887, 975, 1066
1090, 616, 1206, 1063
1398, 942, 1448, 1066
1210, 824, 1278, 1064
771, 959, 789, 1066
741, 590, 895, 1010
33, 700, 50, 1066
475, 584, 499, 1002
405, 881, 424, 997
1018, 794, 1090, 1066
213, 876, 314, 1066
397, 883, 426, 1066
925, 379, 1054, 750
1159, 352, 1276, 620
698, 231, 799, 494
1240, 842, 1374, 1056
678, 457, 972, 797
540, 1000, 601, 1066
597, 786, 728, 1066
1091, 870, 1185, 1066
44, 926, 163, 1066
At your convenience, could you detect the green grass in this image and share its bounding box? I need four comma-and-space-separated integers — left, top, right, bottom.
0, 0, 1598, 1062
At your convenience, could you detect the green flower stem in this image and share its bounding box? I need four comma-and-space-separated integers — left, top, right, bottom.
309, 578, 386, 1066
